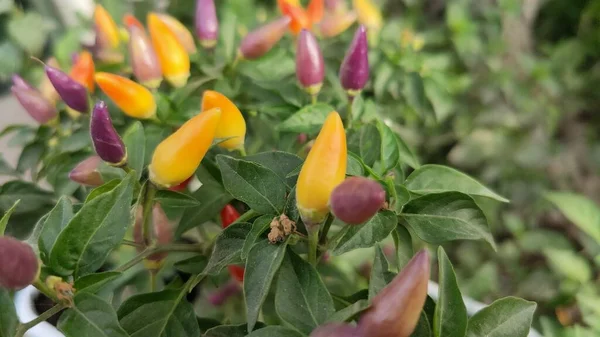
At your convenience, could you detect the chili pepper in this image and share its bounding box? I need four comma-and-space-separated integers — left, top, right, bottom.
168, 176, 192, 192
0, 236, 39, 290
330, 177, 385, 224
156, 13, 198, 54
90, 101, 127, 166
38, 57, 61, 105
124, 14, 163, 89
227, 265, 245, 282
296, 111, 347, 225
277, 0, 301, 10
239, 16, 291, 60
133, 203, 173, 262
11, 75, 57, 124
95, 72, 157, 120
148, 13, 190, 88
325, 0, 347, 13
358, 250, 430, 337
319, 11, 357, 38
69, 156, 104, 187
296, 29, 325, 96
208, 281, 242, 305
149, 108, 221, 188
201, 90, 246, 151
307, 0, 325, 24
280, 2, 312, 35
94, 4, 120, 50
353, 0, 382, 31
220, 204, 241, 228
69, 51, 95, 93
339, 25, 369, 96
43, 62, 90, 113
195, 0, 218, 49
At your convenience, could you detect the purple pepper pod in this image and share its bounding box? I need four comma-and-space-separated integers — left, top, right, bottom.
195, 0, 219, 49
330, 176, 386, 225
45, 65, 90, 113
11, 75, 57, 124
69, 156, 104, 186
0, 236, 39, 290
239, 16, 292, 60
339, 25, 369, 96
296, 29, 325, 96
90, 101, 127, 166
11, 74, 35, 90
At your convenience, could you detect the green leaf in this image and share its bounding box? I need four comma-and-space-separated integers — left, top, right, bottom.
8, 12, 49, 55
17, 142, 45, 177
0, 180, 54, 214
205, 324, 250, 337
0, 200, 19, 236
118, 289, 200, 337
245, 151, 303, 189
86, 179, 121, 203
217, 155, 286, 214
203, 223, 251, 275
360, 123, 382, 167
74, 271, 122, 294
393, 225, 413, 269
405, 165, 508, 203
277, 103, 335, 134
0, 0, 13, 14
58, 293, 129, 337
544, 248, 591, 283
395, 134, 420, 169
245, 240, 289, 331
275, 250, 335, 334
219, 9, 237, 62
332, 211, 397, 255
38, 197, 73, 264
401, 192, 495, 249
347, 154, 365, 176
174, 256, 208, 274
404, 72, 434, 120
411, 312, 433, 337
434, 247, 467, 337
242, 215, 273, 259
0, 42, 22, 81
0, 154, 18, 176
154, 190, 200, 208
369, 244, 396, 299
0, 288, 17, 337
376, 120, 400, 174
466, 297, 537, 337
246, 326, 304, 337
545, 192, 600, 244
123, 122, 145, 181
283, 186, 300, 222
50, 173, 135, 277
326, 299, 370, 323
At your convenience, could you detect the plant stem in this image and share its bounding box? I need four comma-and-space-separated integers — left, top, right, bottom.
116, 243, 204, 272
238, 147, 247, 157
233, 209, 259, 225
150, 270, 157, 292
121, 165, 133, 174
121, 239, 143, 248
14, 303, 66, 337
307, 226, 319, 266
319, 214, 334, 245
142, 183, 157, 246
311, 94, 317, 105
346, 96, 354, 127
32, 279, 59, 303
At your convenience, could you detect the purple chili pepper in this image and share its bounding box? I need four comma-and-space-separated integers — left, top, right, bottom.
69, 156, 104, 186
11, 75, 57, 124
195, 0, 219, 49
296, 29, 325, 96
11, 74, 34, 90
44, 64, 90, 113
90, 101, 127, 166
239, 16, 291, 60
339, 25, 369, 96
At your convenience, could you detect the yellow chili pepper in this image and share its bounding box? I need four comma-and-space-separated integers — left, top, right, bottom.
70, 51, 95, 93
296, 111, 347, 225
94, 4, 120, 49
149, 108, 221, 188
201, 90, 246, 151
95, 72, 157, 120
353, 0, 382, 30
156, 13, 197, 54
147, 13, 190, 88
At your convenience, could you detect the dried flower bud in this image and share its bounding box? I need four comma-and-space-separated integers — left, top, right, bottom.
90, 101, 127, 166
0, 236, 39, 290
239, 16, 291, 60
339, 25, 369, 96
296, 29, 325, 96
358, 250, 430, 337
44, 63, 90, 113
330, 177, 385, 224
69, 156, 104, 187
195, 0, 219, 49
133, 203, 173, 262
310, 323, 362, 337
319, 11, 357, 38
11, 76, 57, 124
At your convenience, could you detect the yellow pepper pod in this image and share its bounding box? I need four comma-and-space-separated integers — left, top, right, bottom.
149, 108, 221, 188
94, 4, 121, 49
156, 13, 197, 54
353, 0, 382, 31
201, 90, 246, 151
147, 13, 190, 88
95, 72, 157, 120
296, 111, 347, 225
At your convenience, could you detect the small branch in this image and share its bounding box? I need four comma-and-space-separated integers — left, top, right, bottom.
115, 244, 204, 272
32, 279, 59, 303
233, 209, 259, 225
142, 183, 158, 246
14, 303, 66, 337
307, 226, 319, 266
319, 214, 334, 245
121, 239, 143, 248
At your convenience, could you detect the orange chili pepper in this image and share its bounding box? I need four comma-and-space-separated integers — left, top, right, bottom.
147, 13, 190, 88
95, 72, 157, 120
201, 90, 246, 151
69, 51, 95, 93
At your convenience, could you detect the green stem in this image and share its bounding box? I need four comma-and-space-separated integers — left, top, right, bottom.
14, 303, 66, 337
116, 243, 204, 272
238, 147, 247, 157
121, 166, 133, 174
150, 270, 157, 292
311, 94, 317, 105
122, 239, 143, 248
233, 209, 259, 225
346, 98, 353, 127
308, 226, 319, 266
32, 279, 59, 303
319, 214, 334, 245
142, 183, 158, 246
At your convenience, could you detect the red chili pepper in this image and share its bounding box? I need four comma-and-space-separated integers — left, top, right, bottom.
168, 176, 192, 192
227, 265, 245, 282
220, 204, 241, 228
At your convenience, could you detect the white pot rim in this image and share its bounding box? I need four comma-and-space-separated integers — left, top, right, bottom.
14, 286, 65, 337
